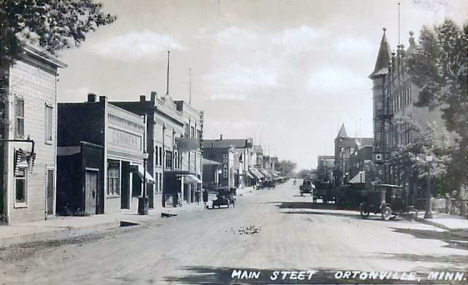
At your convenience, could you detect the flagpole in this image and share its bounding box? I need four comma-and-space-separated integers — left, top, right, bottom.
189, 68, 192, 105
166, 51, 170, 96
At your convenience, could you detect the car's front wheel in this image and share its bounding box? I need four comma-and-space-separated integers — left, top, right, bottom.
381, 206, 392, 221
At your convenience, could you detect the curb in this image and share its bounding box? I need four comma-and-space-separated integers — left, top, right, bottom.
415, 217, 452, 231
415, 217, 468, 238
0, 220, 120, 249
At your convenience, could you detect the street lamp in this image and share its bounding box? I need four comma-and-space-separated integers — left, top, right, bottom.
138, 152, 149, 215
424, 155, 433, 219
217, 169, 222, 186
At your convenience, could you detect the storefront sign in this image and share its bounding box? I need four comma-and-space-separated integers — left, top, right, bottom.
110, 128, 142, 151
222, 153, 228, 179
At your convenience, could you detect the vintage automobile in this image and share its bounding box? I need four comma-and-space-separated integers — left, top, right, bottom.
359, 184, 418, 221
313, 180, 334, 203
300, 179, 314, 196
209, 188, 236, 209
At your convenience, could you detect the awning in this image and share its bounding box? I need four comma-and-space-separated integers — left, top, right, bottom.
184, 174, 202, 184
203, 158, 222, 166
349, 171, 365, 184
249, 168, 264, 179
259, 168, 271, 178
136, 165, 155, 184
246, 172, 254, 179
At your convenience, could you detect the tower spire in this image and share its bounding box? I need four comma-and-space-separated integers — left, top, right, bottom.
369, 28, 391, 78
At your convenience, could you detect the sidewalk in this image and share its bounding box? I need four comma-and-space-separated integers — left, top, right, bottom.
0, 195, 206, 249
415, 212, 468, 238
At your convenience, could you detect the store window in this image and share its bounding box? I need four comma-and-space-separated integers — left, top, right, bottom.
15, 166, 28, 205
107, 162, 120, 196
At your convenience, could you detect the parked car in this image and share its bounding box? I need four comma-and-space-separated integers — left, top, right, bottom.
359, 184, 418, 221
300, 179, 314, 196
313, 180, 334, 203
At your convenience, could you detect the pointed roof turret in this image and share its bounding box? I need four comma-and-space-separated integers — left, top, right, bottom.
336, 123, 348, 139
369, 28, 392, 78
406, 31, 416, 54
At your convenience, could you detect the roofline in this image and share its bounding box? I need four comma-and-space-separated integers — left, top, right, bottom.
23, 45, 67, 68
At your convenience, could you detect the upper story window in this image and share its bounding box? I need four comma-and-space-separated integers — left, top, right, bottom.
191, 126, 195, 138
184, 124, 189, 138
166, 151, 173, 169
15, 97, 24, 139
155, 146, 159, 166
45, 103, 53, 143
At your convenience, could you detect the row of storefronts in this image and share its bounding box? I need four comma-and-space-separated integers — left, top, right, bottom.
0, 46, 282, 225
0, 47, 205, 224
201, 138, 283, 191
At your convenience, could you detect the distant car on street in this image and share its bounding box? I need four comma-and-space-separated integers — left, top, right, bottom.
300, 179, 314, 196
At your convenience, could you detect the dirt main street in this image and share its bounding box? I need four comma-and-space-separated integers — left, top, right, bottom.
1, 181, 467, 284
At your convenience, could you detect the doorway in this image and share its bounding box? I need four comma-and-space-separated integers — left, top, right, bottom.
45, 167, 55, 218
85, 168, 99, 215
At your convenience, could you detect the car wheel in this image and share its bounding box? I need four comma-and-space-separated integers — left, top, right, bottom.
381, 206, 392, 221
408, 208, 418, 221
360, 205, 370, 219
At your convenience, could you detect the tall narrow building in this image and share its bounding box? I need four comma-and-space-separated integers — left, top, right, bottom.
369, 28, 392, 182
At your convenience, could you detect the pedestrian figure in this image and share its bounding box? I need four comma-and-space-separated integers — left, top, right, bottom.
203, 189, 209, 207
450, 190, 458, 215
444, 193, 451, 214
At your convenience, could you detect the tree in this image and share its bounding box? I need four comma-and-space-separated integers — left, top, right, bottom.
275, 160, 297, 177
297, 169, 312, 180
389, 116, 450, 194
407, 19, 468, 199
407, 19, 468, 139
1, 0, 116, 138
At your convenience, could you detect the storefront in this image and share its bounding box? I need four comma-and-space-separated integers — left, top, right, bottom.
57, 95, 151, 215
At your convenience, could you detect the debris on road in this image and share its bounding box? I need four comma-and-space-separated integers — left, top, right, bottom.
234, 225, 261, 235
161, 213, 178, 218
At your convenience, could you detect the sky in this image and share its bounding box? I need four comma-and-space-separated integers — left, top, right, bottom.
56, 0, 468, 170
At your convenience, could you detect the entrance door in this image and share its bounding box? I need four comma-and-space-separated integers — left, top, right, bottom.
85, 169, 98, 215
45, 168, 55, 218
121, 162, 130, 209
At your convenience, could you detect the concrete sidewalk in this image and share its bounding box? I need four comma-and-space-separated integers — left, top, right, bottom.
415, 212, 468, 238
0, 195, 207, 249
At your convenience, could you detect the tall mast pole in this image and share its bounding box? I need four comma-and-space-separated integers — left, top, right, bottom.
166, 51, 170, 96
189, 68, 192, 105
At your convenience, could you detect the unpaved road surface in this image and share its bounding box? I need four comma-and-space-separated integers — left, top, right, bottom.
1, 181, 467, 284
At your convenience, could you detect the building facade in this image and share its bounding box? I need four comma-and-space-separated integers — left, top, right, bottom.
0, 46, 66, 224
113, 92, 186, 208
370, 29, 448, 192
334, 124, 373, 186
175, 100, 203, 203
57, 95, 147, 215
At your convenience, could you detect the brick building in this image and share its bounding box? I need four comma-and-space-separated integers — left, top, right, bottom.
57, 95, 147, 215
369, 29, 449, 191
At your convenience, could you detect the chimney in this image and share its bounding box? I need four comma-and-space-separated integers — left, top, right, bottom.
220, 134, 223, 140
87, 93, 97, 103
140, 95, 146, 102
99, 95, 107, 102
151, 91, 157, 105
